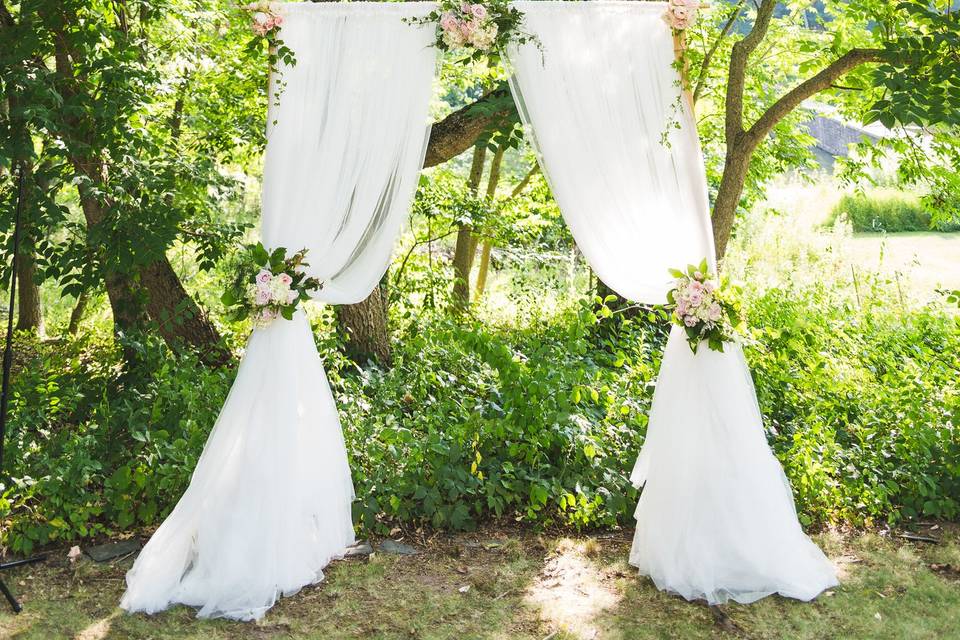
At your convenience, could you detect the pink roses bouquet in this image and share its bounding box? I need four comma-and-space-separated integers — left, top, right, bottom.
244, 1, 283, 37
439, 3, 499, 51
666, 260, 743, 352
222, 243, 323, 328
409, 0, 536, 61
663, 0, 703, 31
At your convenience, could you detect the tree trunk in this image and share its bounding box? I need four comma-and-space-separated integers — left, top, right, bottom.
711, 141, 753, 261
68, 291, 88, 335
451, 145, 487, 310
75, 182, 149, 338
474, 144, 505, 299
50, 13, 228, 367
15, 250, 43, 335
337, 280, 391, 366
475, 242, 493, 299
9, 162, 44, 335
140, 259, 232, 366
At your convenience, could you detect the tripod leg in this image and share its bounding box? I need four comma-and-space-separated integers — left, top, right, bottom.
0, 579, 22, 613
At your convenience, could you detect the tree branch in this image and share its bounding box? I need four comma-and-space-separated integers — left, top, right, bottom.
745, 47, 885, 148
510, 164, 539, 198
725, 0, 777, 144
693, 0, 744, 105
422, 85, 516, 168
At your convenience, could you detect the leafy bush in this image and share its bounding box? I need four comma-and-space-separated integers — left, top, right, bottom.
338, 303, 663, 534
0, 334, 235, 554
827, 191, 960, 233
745, 285, 960, 525
2, 285, 958, 552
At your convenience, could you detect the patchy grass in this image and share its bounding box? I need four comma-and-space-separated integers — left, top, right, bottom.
1, 525, 959, 639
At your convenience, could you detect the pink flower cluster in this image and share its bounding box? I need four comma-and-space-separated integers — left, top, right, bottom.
673, 271, 723, 329
439, 3, 499, 51
247, 269, 298, 327
246, 2, 283, 37
663, 0, 702, 31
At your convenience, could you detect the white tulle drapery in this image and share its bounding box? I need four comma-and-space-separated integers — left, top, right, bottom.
506, 1, 836, 604
629, 327, 838, 604
120, 3, 438, 621
505, 1, 715, 304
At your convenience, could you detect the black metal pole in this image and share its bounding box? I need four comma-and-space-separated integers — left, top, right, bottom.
0, 162, 46, 614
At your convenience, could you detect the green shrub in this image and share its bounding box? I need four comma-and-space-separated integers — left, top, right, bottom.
827, 191, 960, 233
2, 287, 958, 552
746, 285, 960, 525
0, 334, 235, 555
339, 303, 663, 534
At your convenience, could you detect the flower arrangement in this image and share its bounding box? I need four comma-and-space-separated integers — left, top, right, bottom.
409, 0, 538, 63
221, 243, 323, 328
246, 1, 284, 36
666, 260, 744, 353
243, 1, 296, 109
663, 0, 703, 31
439, 2, 499, 51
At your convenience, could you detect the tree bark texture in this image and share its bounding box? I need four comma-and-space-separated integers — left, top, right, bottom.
15, 251, 44, 335
67, 291, 88, 335
337, 279, 392, 366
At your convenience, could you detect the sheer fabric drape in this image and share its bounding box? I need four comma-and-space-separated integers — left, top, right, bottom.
506, 1, 836, 605
506, 1, 715, 304
120, 3, 438, 621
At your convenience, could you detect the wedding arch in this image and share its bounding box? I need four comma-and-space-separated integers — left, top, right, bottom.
120, 1, 836, 621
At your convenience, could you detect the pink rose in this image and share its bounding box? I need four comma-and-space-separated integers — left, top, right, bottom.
256, 269, 273, 284
688, 291, 703, 307
684, 314, 698, 327
664, 5, 694, 30
459, 19, 475, 38
461, 1, 472, 13
255, 288, 271, 306
676, 300, 688, 316
470, 3, 487, 19
704, 280, 716, 294
277, 272, 293, 286
440, 11, 458, 31
272, 13, 283, 27
689, 280, 704, 292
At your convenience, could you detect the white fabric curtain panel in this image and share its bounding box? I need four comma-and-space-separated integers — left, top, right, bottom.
505, 1, 715, 303
120, 3, 438, 621
261, 2, 438, 304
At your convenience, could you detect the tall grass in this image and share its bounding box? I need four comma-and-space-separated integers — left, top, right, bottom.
826, 191, 960, 233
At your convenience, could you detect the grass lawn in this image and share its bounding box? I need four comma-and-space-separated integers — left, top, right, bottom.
1, 524, 958, 640
845, 232, 960, 293
727, 179, 960, 307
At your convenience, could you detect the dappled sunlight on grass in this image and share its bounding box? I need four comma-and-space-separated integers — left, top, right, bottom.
74, 610, 120, 640
523, 538, 623, 639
